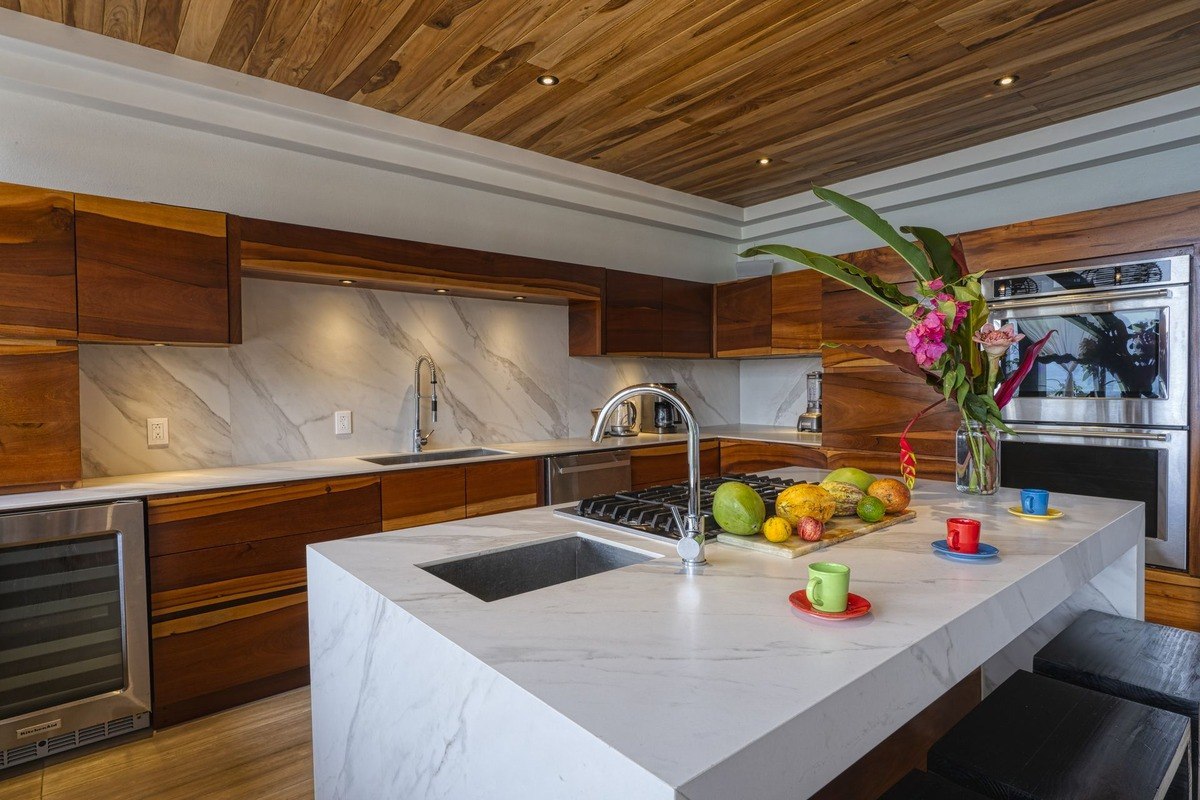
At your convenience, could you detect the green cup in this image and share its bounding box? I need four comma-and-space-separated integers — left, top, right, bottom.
807, 562, 850, 613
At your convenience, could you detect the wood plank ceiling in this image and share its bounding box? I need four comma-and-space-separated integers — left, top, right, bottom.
10, 0, 1200, 205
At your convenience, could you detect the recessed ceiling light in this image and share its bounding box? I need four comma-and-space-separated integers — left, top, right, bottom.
756, 157, 772, 166
513, 295, 526, 301
994, 74, 1019, 87
536, 75, 560, 86
153, 342, 167, 347
339, 279, 356, 285
435, 288, 449, 294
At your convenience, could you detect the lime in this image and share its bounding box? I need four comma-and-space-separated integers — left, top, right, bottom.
856, 496, 887, 524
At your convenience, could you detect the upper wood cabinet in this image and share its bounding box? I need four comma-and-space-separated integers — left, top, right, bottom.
714, 270, 821, 357
605, 271, 663, 356
0, 183, 77, 339
662, 277, 713, 358
75, 196, 240, 345
578, 272, 713, 358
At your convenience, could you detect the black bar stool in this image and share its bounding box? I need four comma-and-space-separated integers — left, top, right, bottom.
928, 670, 1191, 799
879, 769, 989, 799
1033, 609, 1200, 800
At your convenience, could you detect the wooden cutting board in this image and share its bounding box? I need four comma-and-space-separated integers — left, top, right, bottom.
715, 511, 917, 558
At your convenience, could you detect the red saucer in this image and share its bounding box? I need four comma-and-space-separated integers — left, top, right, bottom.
789, 590, 872, 620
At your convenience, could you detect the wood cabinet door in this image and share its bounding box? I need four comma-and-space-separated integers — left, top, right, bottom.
630, 441, 720, 489
147, 476, 381, 727
76, 195, 234, 344
719, 440, 826, 474
0, 343, 80, 491
605, 271, 663, 355
0, 183, 76, 339
770, 270, 821, 353
714, 276, 771, 357
381, 465, 467, 530
662, 277, 712, 358
465, 458, 543, 517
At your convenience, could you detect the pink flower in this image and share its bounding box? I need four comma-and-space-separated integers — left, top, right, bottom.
973, 322, 1024, 357
935, 292, 970, 330
927, 277, 945, 292
906, 311, 948, 368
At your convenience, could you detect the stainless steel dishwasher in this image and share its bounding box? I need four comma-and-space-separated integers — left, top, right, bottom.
545, 450, 632, 504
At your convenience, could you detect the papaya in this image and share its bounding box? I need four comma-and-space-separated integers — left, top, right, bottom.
776, 484, 836, 525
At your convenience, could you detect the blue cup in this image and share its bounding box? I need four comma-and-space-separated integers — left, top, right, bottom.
1021, 489, 1050, 516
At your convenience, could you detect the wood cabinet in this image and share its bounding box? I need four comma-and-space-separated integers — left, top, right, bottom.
662, 277, 713, 358
465, 458, 542, 517
0, 343, 81, 491
147, 476, 381, 727
382, 458, 545, 530
714, 270, 821, 357
76, 195, 239, 344
630, 442, 720, 490
599, 272, 712, 358
0, 182, 76, 339
605, 271, 663, 356
719, 440, 826, 474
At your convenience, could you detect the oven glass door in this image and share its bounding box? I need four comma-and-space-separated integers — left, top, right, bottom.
0, 534, 126, 719
993, 288, 1189, 428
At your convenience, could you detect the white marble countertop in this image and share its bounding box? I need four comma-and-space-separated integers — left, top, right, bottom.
0, 425, 817, 513
309, 470, 1143, 798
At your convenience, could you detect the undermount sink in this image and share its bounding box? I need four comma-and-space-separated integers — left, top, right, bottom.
419, 533, 658, 602
359, 447, 511, 466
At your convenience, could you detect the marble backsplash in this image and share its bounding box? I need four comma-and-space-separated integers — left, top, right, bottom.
738, 357, 822, 428
79, 280, 748, 478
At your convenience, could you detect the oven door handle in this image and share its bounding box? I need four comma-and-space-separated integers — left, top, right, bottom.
990, 287, 1174, 310
1007, 426, 1171, 442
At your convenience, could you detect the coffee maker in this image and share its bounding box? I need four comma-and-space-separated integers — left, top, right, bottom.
797, 371, 822, 432
651, 382, 684, 433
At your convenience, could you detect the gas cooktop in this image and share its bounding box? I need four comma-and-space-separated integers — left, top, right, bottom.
554, 473, 809, 543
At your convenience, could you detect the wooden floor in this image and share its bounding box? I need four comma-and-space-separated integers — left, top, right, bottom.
0, 689, 313, 800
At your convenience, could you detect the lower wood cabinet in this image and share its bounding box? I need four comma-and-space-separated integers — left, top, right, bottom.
719, 440, 827, 474
381, 458, 544, 529
0, 343, 80, 491
630, 442, 720, 489
147, 476, 382, 727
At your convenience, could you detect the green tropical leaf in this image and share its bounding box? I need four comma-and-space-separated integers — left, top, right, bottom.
901, 226, 960, 283
812, 186, 933, 281
739, 244, 916, 312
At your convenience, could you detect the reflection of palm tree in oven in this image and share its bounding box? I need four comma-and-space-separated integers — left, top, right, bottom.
1066, 313, 1160, 397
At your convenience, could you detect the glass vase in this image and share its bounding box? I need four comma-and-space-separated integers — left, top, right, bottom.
956, 419, 999, 495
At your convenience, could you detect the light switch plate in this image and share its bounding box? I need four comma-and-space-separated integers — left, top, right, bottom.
147, 418, 169, 447
334, 410, 353, 436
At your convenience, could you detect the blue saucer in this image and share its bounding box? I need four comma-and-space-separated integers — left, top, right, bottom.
931, 540, 1000, 561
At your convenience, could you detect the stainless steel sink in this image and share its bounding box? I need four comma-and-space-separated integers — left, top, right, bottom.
359, 447, 511, 466
419, 534, 658, 602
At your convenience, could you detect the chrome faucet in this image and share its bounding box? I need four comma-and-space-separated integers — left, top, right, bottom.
591, 383, 706, 567
412, 355, 438, 453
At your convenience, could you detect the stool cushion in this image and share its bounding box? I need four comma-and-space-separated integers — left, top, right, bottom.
879, 770, 989, 799
929, 670, 1191, 800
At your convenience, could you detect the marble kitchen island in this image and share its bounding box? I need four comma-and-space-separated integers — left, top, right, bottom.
307, 470, 1144, 800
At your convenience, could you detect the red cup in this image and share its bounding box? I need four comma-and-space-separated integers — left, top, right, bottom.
946, 518, 981, 554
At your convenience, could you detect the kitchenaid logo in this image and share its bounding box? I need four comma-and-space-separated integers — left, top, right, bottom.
16, 719, 61, 739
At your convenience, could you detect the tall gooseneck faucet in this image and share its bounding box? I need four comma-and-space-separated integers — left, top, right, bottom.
413, 355, 438, 453
591, 383, 706, 567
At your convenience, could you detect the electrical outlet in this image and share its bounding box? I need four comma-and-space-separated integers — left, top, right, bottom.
147, 418, 169, 448
334, 410, 353, 436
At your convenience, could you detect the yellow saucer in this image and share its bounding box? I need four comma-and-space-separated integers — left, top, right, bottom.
1007, 506, 1063, 520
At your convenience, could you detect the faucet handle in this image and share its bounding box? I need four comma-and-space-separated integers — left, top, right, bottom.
668, 505, 685, 536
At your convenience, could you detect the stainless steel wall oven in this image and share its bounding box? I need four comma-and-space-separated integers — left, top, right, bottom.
1, 501, 150, 770
984, 249, 1192, 570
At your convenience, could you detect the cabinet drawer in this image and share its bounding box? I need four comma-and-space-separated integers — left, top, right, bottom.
148, 476, 381, 557
718, 440, 826, 474
630, 442, 720, 489
381, 466, 467, 530
465, 458, 543, 518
